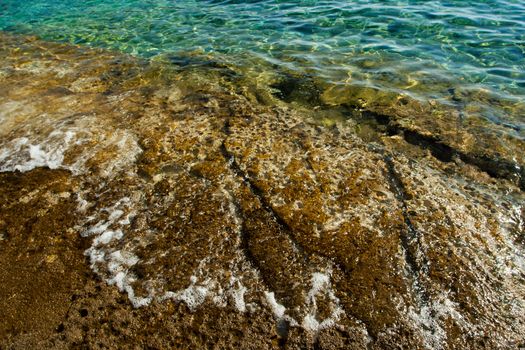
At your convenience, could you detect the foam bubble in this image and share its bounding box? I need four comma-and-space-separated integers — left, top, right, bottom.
264, 292, 286, 319
93, 229, 124, 245
0, 115, 142, 178
0, 134, 71, 172
161, 277, 210, 311
175, 285, 209, 311
230, 281, 247, 313
302, 314, 321, 332
301, 271, 344, 332
308, 272, 330, 299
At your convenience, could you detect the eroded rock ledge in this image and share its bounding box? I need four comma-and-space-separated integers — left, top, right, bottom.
1, 33, 524, 349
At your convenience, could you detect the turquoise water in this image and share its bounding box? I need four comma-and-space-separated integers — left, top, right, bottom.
1, 0, 524, 132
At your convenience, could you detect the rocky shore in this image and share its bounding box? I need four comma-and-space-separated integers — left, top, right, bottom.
1, 33, 524, 349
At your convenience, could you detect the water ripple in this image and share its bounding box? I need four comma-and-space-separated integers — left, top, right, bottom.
1, 0, 524, 133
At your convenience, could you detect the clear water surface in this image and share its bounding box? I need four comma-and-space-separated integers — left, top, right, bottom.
1, 0, 524, 133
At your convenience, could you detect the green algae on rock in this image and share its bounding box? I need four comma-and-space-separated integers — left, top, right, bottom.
1, 32, 524, 349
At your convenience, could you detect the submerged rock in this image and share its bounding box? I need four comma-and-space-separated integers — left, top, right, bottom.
0, 32, 524, 349
320, 84, 525, 190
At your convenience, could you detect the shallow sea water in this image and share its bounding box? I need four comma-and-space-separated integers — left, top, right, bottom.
1, 0, 524, 135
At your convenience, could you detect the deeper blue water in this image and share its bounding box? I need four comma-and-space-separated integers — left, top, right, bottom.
1, 0, 524, 132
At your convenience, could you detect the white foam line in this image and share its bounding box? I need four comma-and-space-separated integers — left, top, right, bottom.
406, 292, 478, 350
264, 271, 344, 333
264, 291, 286, 319
160, 276, 210, 311
301, 271, 344, 332
0, 115, 142, 178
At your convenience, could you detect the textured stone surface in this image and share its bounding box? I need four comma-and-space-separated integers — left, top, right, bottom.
320, 84, 525, 190
1, 32, 524, 349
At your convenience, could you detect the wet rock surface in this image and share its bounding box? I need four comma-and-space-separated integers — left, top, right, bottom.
319, 84, 525, 190
0, 33, 524, 349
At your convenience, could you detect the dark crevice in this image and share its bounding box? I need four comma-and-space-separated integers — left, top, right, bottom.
227, 190, 270, 292
313, 336, 321, 350
222, 117, 232, 136
56, 323, 65, 333
403, 130, 454, 163
221, 192, 266, 289
303, 156, 316, 173
362, 110, 390, 127
265, 74, 523, 190
220, 122, 377, 342
217, 132, 294, 290
219, 138, 309, 262
360, 109, 524, 190
238, 226, 259, 278
276, 319, 290, 348
219, 133, 313, 336
361, 110, 456, 163
460, 153, 524, 189
178, 50, 523, 190
383, 155, 430, 307
199, 130, 263, 281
